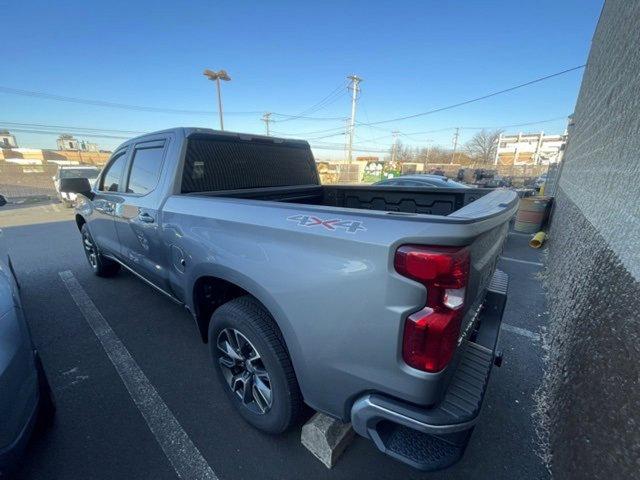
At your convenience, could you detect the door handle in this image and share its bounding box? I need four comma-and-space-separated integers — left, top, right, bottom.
138, 212, 155, 223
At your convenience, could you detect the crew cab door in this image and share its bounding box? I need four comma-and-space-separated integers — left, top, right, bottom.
91, 148, 129, 256
113, 138, 170, 291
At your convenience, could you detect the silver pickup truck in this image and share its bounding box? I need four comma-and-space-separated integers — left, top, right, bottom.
62, 127, 517, 471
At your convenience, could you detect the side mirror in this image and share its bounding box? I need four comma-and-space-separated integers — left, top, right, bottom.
0, 194, 6, 207
59, 177, 93, 199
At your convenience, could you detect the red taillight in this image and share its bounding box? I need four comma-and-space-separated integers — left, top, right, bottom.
395, 245, 470, 372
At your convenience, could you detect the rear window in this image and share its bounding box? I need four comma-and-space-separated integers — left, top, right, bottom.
181, 137, 318, 193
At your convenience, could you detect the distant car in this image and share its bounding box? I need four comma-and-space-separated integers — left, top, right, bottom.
375, 174, 470, 188
53, 166, 101, 207
0, 193, 55, 475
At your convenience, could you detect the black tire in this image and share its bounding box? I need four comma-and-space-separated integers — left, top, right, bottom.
34, 353, 55, 430
209, 296, 302, 434
80, 224, 120, 277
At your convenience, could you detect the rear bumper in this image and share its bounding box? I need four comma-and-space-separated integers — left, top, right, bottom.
351, 269, 508, 471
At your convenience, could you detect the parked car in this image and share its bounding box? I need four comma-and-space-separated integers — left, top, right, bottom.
53, 166, 101, 207
62, 128, 516, 471
0, 194, 55, 475
375, 174, 470, 188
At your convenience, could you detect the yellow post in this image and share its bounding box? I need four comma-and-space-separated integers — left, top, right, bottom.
529, 231, 547, 249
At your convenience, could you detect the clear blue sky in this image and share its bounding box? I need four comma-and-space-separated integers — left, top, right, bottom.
3, 0, 602, 159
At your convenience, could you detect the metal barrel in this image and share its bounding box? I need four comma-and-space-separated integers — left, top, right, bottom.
514, 196, 552, 233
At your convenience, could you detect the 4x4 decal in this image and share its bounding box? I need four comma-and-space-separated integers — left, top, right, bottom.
287, 215, 366, 233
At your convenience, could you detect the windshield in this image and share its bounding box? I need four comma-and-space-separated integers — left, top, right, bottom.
59, 168, 100, 179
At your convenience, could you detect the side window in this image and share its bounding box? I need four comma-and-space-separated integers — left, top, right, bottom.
99, 151, 128, 192
126, 144, 165, 195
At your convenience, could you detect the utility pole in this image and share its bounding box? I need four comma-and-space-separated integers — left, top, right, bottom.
344, 118, 350, 156
451, 127, 460, 164
261, 112, 272, 136
203, 69, 231, 130
347, 75, 362, 163
391, 130, 400, 164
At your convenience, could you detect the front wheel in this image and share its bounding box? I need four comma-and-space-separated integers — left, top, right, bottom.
209, 296, 302, 434
80, 224, 120, 277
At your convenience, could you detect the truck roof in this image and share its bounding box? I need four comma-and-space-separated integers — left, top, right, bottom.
121, 127, 310, 149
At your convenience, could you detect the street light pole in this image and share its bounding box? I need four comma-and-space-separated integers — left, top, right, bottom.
215, 77, 224, 130
203, 69, 231, 130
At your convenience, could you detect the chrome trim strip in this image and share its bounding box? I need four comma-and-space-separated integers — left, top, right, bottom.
103, 255, 182, 305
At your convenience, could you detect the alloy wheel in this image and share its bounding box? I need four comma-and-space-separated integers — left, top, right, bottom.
216, 328, 273, 415
82, 231, 98, 269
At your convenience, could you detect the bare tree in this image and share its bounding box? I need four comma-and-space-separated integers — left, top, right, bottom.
389, 140, 415, 163
417, 145, 451, 165
464, 129, 502, 165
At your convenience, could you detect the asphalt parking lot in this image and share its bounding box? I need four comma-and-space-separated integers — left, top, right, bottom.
1, 202, 550, 480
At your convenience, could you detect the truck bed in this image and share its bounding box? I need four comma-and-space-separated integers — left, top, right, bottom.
187, 184, 492, 216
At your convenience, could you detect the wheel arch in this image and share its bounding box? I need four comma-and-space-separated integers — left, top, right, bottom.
189, 267, 297, 355
189, 268, 306, 398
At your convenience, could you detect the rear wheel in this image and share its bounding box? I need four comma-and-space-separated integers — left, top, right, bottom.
209, 296, 302, 434
81, 224, 120, 277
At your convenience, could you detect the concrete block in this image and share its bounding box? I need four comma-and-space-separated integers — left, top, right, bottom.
301, 412, 355, 468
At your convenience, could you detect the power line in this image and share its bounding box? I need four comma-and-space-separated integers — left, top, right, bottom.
374, 115, 571, 139
0, 86, 263, 116
275, 83, 348, 123
460, 115, 571, 130
2, 124, 386, 153
357, 65, 585, 126
270, 81, 349, 123
306, 132, 346, 141
0, 120, 147, 135
270, 112, 346, 121
270, 124, 347, 136
0, 85, 342, 120
1, 126, 132, 140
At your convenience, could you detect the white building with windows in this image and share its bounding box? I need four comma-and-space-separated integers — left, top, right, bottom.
0, 130, 18, 148
56, 134, 99, 152
494, 132, 567, 165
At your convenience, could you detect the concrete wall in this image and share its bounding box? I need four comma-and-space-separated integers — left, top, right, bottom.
538, 1, 640, 478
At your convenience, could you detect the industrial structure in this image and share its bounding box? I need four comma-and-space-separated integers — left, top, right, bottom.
56, 134, 99, 152
494, 132, 567, 165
